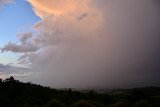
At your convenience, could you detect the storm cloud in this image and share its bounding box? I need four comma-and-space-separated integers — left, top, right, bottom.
2, 0, 160, 88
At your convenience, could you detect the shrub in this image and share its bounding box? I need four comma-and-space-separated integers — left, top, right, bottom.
110, 101, 127, 107
135, 100, 151, 107
44, 99, 64, 107
72, 100, 94, 107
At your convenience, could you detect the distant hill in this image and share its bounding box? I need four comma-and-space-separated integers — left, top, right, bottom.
0, 76, 160, 107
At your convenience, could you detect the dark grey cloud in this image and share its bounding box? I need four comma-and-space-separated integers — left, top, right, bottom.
95, 0, 160, 88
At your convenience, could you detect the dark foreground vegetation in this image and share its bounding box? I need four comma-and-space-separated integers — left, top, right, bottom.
0, 77, 160, 107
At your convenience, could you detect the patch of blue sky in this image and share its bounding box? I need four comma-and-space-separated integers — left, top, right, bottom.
0, 52, 18, 65
0, 0, 39, 46
0, 0, 39, 65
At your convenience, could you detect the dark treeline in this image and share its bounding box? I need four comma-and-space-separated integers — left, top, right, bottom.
0, 76, 160, 107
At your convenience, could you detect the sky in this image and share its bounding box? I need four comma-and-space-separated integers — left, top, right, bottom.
0, 0, 39, 65
0, 0, 160, 89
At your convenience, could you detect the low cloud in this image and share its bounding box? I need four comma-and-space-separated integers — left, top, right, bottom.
1, 32, 39, 53
0, 63, 30, 80
2, 42, 39, 53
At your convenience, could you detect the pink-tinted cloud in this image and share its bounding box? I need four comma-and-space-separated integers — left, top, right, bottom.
2, 0, 160, 88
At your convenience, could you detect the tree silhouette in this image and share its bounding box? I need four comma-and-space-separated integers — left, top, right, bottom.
0, 77, 159, 107
135, 100, 151, 107
71, 100, 93, 107
3, 76, 15, 82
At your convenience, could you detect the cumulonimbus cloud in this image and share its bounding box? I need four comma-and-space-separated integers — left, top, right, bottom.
2, 0, 160, 88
